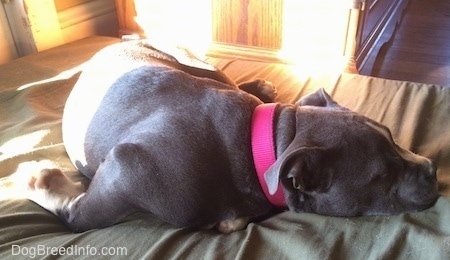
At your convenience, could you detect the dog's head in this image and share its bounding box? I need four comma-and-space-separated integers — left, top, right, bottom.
265, 89, 439, 216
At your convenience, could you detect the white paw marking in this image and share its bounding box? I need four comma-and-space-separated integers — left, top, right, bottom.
216, 217, 250, 233
26, 168, 85, 215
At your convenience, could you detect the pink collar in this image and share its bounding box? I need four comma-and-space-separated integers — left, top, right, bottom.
251, 103, 286, 208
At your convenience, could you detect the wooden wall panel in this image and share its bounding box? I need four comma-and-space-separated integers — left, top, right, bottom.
0, 4, 18, 64
212, 0, 283, 49
57, 0, 119, 42
54, 0, 93, 11
25, 0, 64, 51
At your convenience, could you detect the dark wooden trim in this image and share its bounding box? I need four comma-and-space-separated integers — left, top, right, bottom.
356, 0, 410, 74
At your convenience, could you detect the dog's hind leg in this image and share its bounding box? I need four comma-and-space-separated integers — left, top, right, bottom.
27, 168, 85, 216
27, 144, 144, 232
238, 79, 277, 103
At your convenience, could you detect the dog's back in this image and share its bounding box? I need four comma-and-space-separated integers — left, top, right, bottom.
82, 65, 260, 177
63, 40, 235, 175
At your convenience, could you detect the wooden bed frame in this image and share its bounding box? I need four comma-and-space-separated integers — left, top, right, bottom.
114, 0, 410, 74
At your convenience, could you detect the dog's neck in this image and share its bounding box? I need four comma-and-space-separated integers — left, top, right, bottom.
251, 103, 287, 207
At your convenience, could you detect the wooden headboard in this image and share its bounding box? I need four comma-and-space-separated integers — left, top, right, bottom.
114, 0, 409, 74
115, 0, 286, 63
116, 0, 282, 49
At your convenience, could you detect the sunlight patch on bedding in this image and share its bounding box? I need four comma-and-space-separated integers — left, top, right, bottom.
0, 160, 57, 201
284, 64, 343, 95
0, 130, 49, 161
16, 63, 85, 91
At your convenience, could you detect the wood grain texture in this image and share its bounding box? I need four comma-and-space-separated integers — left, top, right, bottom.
55, 0, 93, 11
212, 0, 283, 49
372, 0, 450, 86
354, 0, 409, 75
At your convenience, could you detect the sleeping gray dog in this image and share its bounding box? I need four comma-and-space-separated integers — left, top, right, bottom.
27, 40, 439, 233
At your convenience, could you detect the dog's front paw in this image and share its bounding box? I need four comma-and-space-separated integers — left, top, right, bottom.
256, 79, 277, 102
216, 217, 250, 233
238, 79, 277, 103
27, 168, 85, 214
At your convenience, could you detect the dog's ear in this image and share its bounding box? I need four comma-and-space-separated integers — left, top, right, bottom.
296, 88, 342, 109
265, 146, 333, 195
